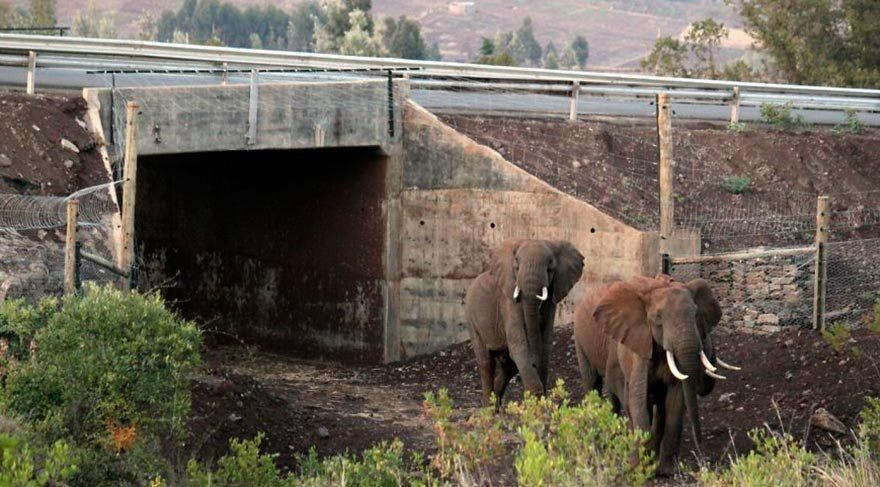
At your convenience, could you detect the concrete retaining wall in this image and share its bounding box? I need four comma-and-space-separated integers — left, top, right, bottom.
388, 102, 659, 359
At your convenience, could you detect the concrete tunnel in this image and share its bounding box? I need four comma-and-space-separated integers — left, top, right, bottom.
136, 147, 390, 363
87, 80, 665, 365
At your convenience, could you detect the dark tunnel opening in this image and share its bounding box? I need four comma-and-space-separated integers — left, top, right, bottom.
136, 147, 388, 363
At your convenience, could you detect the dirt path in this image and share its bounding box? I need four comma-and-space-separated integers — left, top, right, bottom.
188, 324, 880, 483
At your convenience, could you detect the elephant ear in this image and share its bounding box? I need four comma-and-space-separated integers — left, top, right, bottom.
547, 240, 585, 304
593, 282, 652, 360
686, 278, 722, 333
489, 239, 524, 299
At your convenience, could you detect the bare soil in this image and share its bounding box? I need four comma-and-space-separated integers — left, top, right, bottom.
188, 325, 880, 483
439, 115, 880, 251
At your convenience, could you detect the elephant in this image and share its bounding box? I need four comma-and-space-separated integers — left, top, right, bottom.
573, 274, 740, 476
465, 239, 584, 408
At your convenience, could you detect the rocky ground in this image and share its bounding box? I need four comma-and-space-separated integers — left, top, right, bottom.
188, 324, 880, 484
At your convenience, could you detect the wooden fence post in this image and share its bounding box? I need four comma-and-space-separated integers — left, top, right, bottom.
120, 102, 139, 293
657, 92, 674, 272
568, 81, 580, 122
812, 195, 829, 330
730, 86, 740, 124
64, 199, 78, 295
26, 51, 36, 95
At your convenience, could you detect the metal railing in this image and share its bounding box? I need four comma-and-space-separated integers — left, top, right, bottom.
1, 33, 879, 115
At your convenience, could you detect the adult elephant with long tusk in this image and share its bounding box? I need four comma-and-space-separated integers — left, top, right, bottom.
465, 239, 584, 408
573, 274, 740, 476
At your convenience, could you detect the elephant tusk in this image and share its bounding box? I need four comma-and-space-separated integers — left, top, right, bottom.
513, 286, 520, 300
700, 350, 717, 372
715, 357, 742, 371
666, 350, 689, 381
536, 286, 548, 301
705, 368, 727, 380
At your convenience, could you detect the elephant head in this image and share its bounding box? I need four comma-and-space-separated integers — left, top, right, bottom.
592, 276, 738, 451
490, 239, 584, 395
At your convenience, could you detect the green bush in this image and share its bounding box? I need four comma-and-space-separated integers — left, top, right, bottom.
727, 121, 746, 133
833, 108, 863, 135
760, 102, 810, 130
698, 428, 814, 487
722, 175, 751, 194
0, 284, 201, 484
507, 382, 654, 487
0, 433, 78, 486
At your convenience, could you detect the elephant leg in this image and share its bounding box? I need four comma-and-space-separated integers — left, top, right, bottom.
538, 309, 555, 392
492, 354, 517, 408
657, 383, 684, 477
626, 360, 652, 433
575, 341, 601, 394
471, 332, 496, 407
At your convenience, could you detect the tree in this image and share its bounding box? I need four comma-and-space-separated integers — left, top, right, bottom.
684, 18, 727, 78
641, 36, 689, 77
29, 0, 54, 27
156, 11, 177, 42
137, 10, 157, 41
72, 1, 116, 38
543, 42, 559, 69
730, 0, 880, 87
286, 1, 322, 51
338, 9, 380, 56
478, 37, 495, 56
387, 16, 427, 59
425, 42, 442, 61
569, 35, 589, 68
510, 17, 542, 66
559, 44, 578, 69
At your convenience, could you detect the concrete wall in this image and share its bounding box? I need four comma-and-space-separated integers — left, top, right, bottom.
86, 79, 402, 157
388, 102, 658, 359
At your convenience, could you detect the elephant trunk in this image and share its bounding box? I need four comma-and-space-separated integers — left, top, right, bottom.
674, 339, 703, 455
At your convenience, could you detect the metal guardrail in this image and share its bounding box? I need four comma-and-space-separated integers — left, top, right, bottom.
1, 33, 879, 114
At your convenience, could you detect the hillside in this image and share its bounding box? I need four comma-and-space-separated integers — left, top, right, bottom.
14, 0, 743, 67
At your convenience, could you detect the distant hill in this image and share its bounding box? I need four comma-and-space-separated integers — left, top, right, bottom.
15, 0, 745, 68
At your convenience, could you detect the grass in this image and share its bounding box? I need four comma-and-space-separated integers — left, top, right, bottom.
760, 102, 811, 130
722, 175, 751, 194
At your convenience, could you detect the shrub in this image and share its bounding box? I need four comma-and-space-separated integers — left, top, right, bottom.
697, 428, 814, 487
727, 121, 746, 133
506, 382, 654, 487
0, 284, 201, 484
722, 175, 751, 194
185, 434, 288, 487
833, 108, 863, 135
822, 322, 854, 354
423, 388, 505, 483
760, 102, 810, 130
0, 433, 78, 486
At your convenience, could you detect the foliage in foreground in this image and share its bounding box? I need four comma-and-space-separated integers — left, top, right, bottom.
0, 284, 201, 485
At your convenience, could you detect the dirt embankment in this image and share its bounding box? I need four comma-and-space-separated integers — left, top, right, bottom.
0, 92, 113, 300
439, 115, 880, 250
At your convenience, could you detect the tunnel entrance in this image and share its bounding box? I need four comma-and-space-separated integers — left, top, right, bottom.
136, 147, 388, 363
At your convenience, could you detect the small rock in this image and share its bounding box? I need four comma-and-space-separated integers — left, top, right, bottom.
718, 392, 735, 403
317, 427, 330, 439
0, 154, 10, 167
572, 159, 581, 169
757, 313, 780, 325
784, 339, 795, 348
228, 413, 242, 422
60, 139, 80, 153
811, 408, 846, 434
63, 159, 74, 169
32, 125, 40, 132
235, 400, 243, 408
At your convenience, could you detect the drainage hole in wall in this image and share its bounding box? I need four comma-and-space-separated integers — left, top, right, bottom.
590, 227, 596, 233
490, 222, 496, 229
419, 220, 425, 226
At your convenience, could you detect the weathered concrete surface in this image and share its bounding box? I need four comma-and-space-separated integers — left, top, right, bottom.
136, 148, 388, 363
390, 102, 659, 359
85, 79, 402, 157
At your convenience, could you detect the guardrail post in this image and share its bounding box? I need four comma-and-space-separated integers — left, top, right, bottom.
812, 195, 829, 331
568, 81, 580, 122
221, 62, 229, 85
26, 51, 36, 95
64, 199, 78, 295
246, 69, 259, 145
730, 86, 740, 124
657, 92, 674, 272
120, 102, 139, 293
